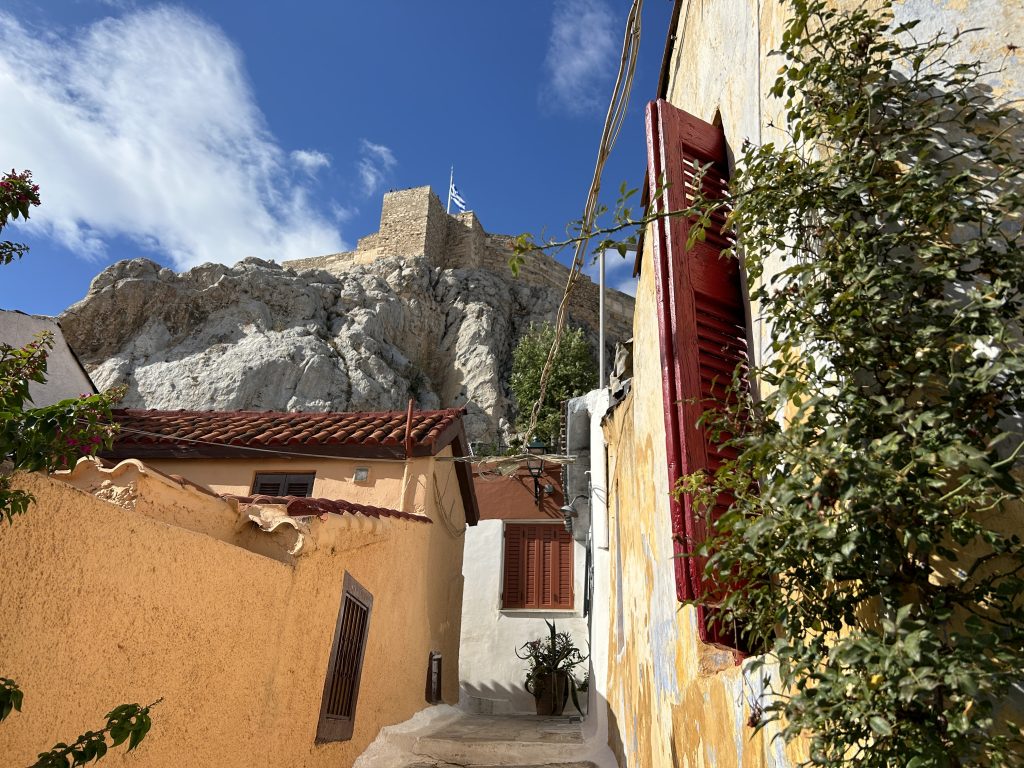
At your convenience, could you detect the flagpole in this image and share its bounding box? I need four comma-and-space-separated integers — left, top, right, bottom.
447, 166, 453, 214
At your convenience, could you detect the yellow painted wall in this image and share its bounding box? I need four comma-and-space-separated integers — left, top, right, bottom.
0, 468, 465, 768
144, 454, 433, 513
603, 1, 1021, 765
603, 237, 793, 768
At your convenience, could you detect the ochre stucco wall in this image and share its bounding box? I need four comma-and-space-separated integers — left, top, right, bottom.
141, 454, 431, 512
0, 468, 465, 768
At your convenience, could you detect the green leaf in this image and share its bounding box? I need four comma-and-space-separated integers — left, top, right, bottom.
869, 715, 893, 737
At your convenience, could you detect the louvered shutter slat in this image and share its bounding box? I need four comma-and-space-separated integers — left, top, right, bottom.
254, 477, 285, 496
555, 528, 573, 609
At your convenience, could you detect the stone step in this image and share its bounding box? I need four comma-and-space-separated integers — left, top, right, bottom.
404, 763, 597, 768
411, 738, 592, 767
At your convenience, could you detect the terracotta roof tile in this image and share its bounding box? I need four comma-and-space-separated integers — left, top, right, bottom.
107, 408, 467, 459
226, 495, 432, 525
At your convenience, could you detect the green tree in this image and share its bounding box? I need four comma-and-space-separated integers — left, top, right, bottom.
683, 2, 1024, 766
510, 322, 597, 447
0, 169, 157, 766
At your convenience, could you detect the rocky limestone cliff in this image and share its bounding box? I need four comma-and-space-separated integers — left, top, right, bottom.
60, 189, 635, 444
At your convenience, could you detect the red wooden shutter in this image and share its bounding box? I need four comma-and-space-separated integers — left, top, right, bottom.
317, 573, 373, 742
646, 99, 750, 646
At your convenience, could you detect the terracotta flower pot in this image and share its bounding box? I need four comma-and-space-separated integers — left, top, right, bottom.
532, 671, 568, 716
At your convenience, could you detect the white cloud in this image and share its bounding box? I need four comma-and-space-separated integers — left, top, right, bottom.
0, 8, 345, 269
291, 149, 331, 175
542, 0, 617, 114
583, 248, 636, 297
356, 139, 397, 196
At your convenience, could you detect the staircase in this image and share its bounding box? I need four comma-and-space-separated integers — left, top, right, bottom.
354, 708, 610, 768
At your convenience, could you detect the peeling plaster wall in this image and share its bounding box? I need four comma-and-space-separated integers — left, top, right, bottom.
603, 237, 794, 768
0, 470, 465, 768
602, 1, 1021, 765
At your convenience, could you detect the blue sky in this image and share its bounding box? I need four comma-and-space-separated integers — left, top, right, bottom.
0, 1, 672, 316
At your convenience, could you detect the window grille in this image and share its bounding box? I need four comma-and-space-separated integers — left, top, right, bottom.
316, 573, 372, 742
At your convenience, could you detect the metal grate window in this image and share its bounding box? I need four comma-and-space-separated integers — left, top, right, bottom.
425, 651, 443, 704
316, 573, 373, 743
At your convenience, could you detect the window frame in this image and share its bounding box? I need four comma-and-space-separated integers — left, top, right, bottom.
250, 471, 316, 498
500, 521, 575, 611
316, 572, 373, 743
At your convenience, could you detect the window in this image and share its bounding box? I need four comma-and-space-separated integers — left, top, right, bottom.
251, 472, 315, 497
502, 523, 573, 610
646, 98, 752, 649
316, 573, 372, 743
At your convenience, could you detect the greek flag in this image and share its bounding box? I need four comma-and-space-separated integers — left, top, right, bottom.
449, 181, 467, 212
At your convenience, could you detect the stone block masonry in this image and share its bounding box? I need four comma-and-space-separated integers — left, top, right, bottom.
284, 186, 635, 347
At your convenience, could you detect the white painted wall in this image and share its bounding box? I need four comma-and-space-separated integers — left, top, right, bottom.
0, 311, 96, 404
459, 518, 590, 714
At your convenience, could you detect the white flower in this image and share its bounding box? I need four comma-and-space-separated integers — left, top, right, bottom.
971, 337, 1000, 361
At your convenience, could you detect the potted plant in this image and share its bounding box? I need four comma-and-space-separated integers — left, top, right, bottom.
515, 620, 588, 716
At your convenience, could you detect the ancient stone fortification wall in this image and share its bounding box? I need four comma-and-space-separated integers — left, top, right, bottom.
284, 186, 635, 345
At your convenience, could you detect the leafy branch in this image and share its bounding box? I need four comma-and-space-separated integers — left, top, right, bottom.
509, 179, 721, 276
658, 1, 1024, 765
28, 700, 161, 768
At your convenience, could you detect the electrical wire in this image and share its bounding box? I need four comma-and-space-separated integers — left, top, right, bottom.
522, 0, 644, 443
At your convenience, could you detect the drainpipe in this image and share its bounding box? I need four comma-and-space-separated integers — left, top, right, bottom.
590, 388, 610, 551
585, 386, 611, 749
400, 398, 415, 512
599, 248, 606, 389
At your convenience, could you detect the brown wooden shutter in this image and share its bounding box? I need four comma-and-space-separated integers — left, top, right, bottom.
553, 527, 574, 609
503, 528, 577, 610
252, 472, 315, 497
316, 573, 373, 742
502, 524, 525, 609
503, 524, 574, 610
524, 525, 539, 607
646, 99, 750, 646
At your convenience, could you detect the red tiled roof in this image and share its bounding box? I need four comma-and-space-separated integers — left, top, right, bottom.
103, 407, 480, 527
106, 408, 467, 460
227, 495, 432, 525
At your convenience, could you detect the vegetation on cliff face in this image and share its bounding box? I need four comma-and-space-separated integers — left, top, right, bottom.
510, 322, 596, 447
678, 2, 1024, 765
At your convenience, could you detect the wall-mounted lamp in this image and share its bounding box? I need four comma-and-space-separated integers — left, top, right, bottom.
560, 494, 588, 533
525, 437, 547, 505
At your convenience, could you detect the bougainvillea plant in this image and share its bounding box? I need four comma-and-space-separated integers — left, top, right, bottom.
0, 169, 41, 266
0, 171, 154, 766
